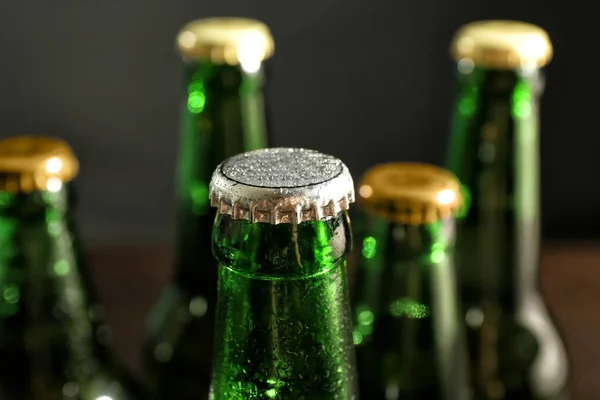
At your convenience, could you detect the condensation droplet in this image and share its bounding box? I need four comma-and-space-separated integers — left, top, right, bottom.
154, 342, 174, 363
466, 307, 484, 327
63, 382, 79, 397
189, 296, 208, 317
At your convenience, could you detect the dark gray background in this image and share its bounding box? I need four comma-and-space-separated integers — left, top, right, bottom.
0, 1, 594, 243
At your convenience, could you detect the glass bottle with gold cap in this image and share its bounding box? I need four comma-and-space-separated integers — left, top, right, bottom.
143, 17, 275, 399
351, 162, 470, 400
0, 135, 153, 399
209, 147, 358, 399
446, 20, 570, 399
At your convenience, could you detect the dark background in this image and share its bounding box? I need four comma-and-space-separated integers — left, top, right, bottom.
0, 0, 594, 243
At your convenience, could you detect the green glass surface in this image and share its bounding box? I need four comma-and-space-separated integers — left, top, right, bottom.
0, 187, 151, 399
143, 60, 270, 399
209, 211, 358, 400
352, 215, 470, 400
445, 64, 570, 399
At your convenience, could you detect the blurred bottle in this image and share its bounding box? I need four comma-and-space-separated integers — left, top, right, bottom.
0, 135, 152, 399
351, 162, 470, 400
446, 20, 570, 399
209, 148, 358, 400
142, 17, 274, 399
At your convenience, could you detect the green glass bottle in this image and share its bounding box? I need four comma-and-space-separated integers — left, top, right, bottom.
143, 17, 274, 399
446, 20, 570, 399
0, 135, 152, 399
351, 162, 470, 400
208, 147, 358, 400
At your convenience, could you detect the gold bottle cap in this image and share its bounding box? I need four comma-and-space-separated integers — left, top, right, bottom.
0, 136, 79, 193
176, 17, 275, 67
358, 162, 463, 225
451, 20, 553, 70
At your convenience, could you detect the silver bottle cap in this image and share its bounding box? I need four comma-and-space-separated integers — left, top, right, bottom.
209, 148, 355, 224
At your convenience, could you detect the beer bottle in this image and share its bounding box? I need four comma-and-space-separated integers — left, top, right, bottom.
209, 147, 358, 399
446, 20, 570, 399
0, 135, 151, 399
351, 162, 470, 400
143, 17, 274, 398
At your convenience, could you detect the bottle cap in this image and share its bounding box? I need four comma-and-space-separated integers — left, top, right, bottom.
209, 148, 355, 224
176, 17, 275, 66
451, 20, 553, 70
358, 162, 463, 225
0, 136, 79, 193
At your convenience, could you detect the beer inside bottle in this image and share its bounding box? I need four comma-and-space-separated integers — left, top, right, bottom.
143, 17, 274, 399
352, 162, 470, 400
208, 148, 358, 400
446, 20, 570, 399
0, 136, 151, 399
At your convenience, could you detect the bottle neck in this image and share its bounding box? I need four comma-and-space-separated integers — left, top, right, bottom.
355, 216, 458, 325
353, 216, 467, 397
212, 212, 352, 278
209, 212, 357, 399
174, 61, 271, 290
0, 188, 110, 379
447, 65, 543, 310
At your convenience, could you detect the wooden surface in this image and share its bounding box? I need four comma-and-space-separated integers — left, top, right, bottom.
87, 241, 600, 400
